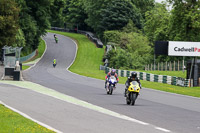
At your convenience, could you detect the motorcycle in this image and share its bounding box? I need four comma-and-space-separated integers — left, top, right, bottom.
106, 76, 117, 95
53, 63, 56, 68
54, 36, 58, 43
126, 81, 140, 105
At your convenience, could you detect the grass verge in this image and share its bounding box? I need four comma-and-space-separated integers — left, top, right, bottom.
0, 104, 55, 133
133, 70, 187, 79
22, 65, 30, 70
48, 30, 200, 98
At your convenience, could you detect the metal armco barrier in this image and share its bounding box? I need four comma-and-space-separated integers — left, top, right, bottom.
104, 67, 191, 87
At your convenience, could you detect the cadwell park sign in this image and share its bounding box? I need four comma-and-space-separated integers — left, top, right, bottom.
154, 41, 200, 87
168, 41, 200, 56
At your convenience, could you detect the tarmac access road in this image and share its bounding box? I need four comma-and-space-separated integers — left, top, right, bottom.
1, 33, 200, 133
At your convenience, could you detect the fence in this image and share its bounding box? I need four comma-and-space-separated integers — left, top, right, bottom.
103, 66, 191, 87
20, 50, 36, 63
51, 27, 103, 48
145, 60, 186, 71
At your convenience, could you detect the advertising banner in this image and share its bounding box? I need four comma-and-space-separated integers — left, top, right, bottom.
168, 41, 200, 56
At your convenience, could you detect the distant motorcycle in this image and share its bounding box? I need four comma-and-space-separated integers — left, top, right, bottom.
106, 76, 117, 95
55, 37, 58, 43
126, 81, 140, 105
53, 62, 56, 68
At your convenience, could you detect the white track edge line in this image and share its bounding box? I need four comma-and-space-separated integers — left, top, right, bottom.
0, 100, 62, 133
155, 127, 171, 132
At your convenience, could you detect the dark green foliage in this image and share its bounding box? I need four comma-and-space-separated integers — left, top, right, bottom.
82, 0, 110, 34
103, 30, 122, 44
105, 21, 152, 69
16, 0, 51, 53
64, 0, 89, 30
0, 0, 19, 48
131, 0, 155, 19
107, 49, 133, 69
100, 0, 143, 32
144, 3, 170, 43
50, 0, 65, 27
168, 0, 200, 41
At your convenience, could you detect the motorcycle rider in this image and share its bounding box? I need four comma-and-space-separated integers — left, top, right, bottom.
105, 69, 119, 90
124, 71, 141, 97
54, 34, 58, 43
53, 59, 56, 68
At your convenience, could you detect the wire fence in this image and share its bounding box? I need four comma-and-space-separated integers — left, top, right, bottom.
20, 50, 36, 63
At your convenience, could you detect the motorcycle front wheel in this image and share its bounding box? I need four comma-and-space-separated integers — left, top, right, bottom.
109, 85, 113, 95
130, 93, 137, 105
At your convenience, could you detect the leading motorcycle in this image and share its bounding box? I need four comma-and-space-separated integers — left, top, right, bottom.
126, 81, 140, 105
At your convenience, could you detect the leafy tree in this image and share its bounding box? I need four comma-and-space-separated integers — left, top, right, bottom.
131, 0, 155, 19
16, 0, 37, 54
106, 48, 133, 69
100, 0, 143, 32
82, 0, 110, 34
0, 0, 20, 48
103, 30, 122, 44
16, 0, 51, 53
122, 20, 141, 33
168, 0, 200, 41
64, 0, 89, 30
50, 0, 65, 27
25, 0, 51, 44
13, 29, 25, 48
144, 3, 170, 43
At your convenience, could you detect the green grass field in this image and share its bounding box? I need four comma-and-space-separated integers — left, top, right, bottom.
0, 104, 55, 133
49, 30, 200, 98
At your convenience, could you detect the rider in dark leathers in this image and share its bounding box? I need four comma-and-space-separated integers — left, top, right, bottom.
124, 71, 141, 97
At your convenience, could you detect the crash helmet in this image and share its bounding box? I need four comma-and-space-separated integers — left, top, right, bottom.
111, 69, 116, 75
131, 71, 137, 78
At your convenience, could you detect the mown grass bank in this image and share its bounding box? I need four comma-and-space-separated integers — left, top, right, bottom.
48, 30, 200, 98
0, 104, 55, 133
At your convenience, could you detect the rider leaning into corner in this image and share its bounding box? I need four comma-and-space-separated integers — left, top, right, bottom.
105, 69, 119, 89
124, 71, 142, 97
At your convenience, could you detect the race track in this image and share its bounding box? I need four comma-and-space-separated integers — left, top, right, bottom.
1, 32, 200, 133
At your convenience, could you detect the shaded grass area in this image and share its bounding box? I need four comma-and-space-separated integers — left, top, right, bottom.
0, 104, 55, 133
48, 30, 200, 98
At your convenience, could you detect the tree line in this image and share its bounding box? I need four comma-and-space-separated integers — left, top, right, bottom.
0, 0, 200, 69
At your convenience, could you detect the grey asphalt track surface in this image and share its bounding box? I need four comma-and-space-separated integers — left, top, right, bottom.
1, 32, 200, 133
